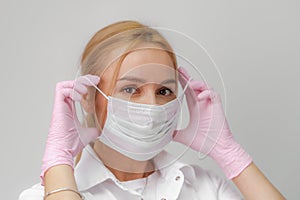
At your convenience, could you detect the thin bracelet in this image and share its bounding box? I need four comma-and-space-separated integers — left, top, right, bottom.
44, 188, 84, 200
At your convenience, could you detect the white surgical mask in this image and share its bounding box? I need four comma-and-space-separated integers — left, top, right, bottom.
84, 76, 190, 161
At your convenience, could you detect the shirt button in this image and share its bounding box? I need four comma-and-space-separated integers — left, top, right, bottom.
175, 176, 181, 181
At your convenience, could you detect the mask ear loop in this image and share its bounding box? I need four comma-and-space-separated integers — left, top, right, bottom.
182, 77, 192, 94
83, 76, 109, 100
177, 77, 192, 101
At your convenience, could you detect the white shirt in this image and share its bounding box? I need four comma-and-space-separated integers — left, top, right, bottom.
19, 145, 242, 200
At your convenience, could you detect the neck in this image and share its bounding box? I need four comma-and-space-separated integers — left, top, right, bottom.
93, 140, 155, 181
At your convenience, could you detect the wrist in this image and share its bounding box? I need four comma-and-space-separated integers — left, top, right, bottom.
213, 141, 252, 179
41, 154, 75, 185
44, 165, 80, 199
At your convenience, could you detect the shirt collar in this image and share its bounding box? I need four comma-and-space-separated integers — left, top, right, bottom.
75, 144, 198, 191
152, 150, 198, 188
74, 144, 114, 191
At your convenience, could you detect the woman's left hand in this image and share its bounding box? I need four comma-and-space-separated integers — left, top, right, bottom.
173, 67, 252, 179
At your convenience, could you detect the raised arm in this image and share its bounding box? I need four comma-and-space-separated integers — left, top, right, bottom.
173, 67, 285, 199
41, 75, 100, 200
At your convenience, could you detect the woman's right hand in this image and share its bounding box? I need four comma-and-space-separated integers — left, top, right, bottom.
40, 74, 100, 184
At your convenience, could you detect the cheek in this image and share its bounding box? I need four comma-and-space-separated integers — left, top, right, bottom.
157, 95, 177, 105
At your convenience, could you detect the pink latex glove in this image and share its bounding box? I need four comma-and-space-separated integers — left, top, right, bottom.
173, 67, 252, 179
40, 74, 100, 184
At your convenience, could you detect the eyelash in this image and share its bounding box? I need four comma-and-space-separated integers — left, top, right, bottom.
158, 87, 173, 96
121, 86, 174, 96
122, 86, 139, 94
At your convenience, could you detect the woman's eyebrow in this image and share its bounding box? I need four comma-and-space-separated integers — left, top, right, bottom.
118, 76, 176, 85
161, 79, 176, 84
117, 76, 147, 83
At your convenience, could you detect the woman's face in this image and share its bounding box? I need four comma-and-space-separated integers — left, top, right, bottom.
113, 48, 177, 104
95, 46, 177, 126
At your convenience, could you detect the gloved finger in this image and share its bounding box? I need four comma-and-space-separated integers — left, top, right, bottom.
172, 129, 186, 144
56, 87, 73, 102
79, 127, 100, 146
77, 74, 100, 87
70, 90, 83, 102
71, 101, 100, 146
178, 67, 210, 92
57, 87, 82, 102
189, 80, 209, 93
73, 74, 100, 95
54, 81, 76, 103
197, 89, 217, 102
73, 82, 88, 95
178, 67, 191, 87
55, 81, 74, 91
210, 92, 223, 104
177, 68, 199, 120
178, 66, 191, 81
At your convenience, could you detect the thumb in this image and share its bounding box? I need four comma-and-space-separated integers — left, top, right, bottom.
178, 66, 190, 80
80, 127, 100, 146
71, 101, 100, 146
172, 129, 187, 144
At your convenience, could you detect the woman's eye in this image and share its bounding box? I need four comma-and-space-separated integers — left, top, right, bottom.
158, 88, 173, 96
122, 86, 138, 94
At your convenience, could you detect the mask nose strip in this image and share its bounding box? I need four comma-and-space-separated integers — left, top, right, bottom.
83, 76, 109, 100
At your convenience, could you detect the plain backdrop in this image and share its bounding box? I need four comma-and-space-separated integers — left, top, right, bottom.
0, 0, 299, 199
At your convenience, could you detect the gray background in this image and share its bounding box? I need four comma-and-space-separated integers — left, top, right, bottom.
0, 0, 299, 199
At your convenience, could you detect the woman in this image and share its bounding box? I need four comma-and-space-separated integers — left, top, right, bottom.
19, 20, 285, 200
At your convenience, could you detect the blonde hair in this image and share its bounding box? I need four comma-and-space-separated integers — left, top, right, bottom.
80, 20, 178, 128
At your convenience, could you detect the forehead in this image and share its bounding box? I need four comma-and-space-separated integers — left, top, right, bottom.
118, 48, 176, 82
